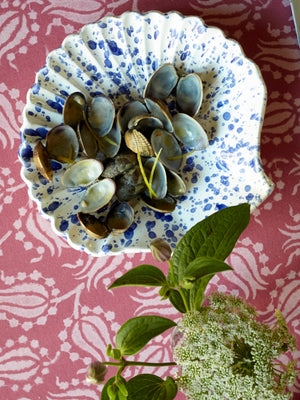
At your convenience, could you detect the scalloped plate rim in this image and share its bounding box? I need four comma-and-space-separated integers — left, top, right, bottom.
18, 11, 274, 257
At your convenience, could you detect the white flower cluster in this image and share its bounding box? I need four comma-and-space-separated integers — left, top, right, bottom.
173, 292, 297, 400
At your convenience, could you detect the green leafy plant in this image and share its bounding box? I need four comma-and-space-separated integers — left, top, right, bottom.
110, 203, 250, 312
86, 204, 297, 400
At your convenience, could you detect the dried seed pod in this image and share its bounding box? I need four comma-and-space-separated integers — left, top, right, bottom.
86, 361, 108, 384
150, 238, 172, 262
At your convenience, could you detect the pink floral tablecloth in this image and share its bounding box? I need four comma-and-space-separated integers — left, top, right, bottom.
1, 0, 300, 399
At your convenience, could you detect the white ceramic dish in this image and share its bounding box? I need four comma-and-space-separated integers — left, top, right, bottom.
18, 11, 274, 256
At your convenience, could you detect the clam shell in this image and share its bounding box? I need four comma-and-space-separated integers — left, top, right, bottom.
151, 128, 182, 171
80, 178, 116, 213
98, 119, 121, 158
77, 212, 110, 239
141, 193, 176, 213
107, 202, 134, 235
176, 73, 203, 116
63, 91, 86, 129
117, 100, 148, 134
128, 113, 164, 136
87, 95, 115, 137
33, 140, 53, 182
125, 129, 154, 157
144, 98, 173, 133
144, 157, 167, 199
167, 170, 186, 197
46, 124, 79, 162
144, 63, 178, 100
172, 113, 208, 150
77, 120, 98, 158
61, 158, 104, 187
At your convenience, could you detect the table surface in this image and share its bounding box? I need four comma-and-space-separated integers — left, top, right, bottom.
1, 0, 300, 399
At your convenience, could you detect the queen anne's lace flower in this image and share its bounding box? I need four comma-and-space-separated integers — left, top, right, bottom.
173, 292, 297, 400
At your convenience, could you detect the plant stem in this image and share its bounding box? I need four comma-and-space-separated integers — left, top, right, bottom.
168, 259, 190, 312
126, 361, 177, 367
179, 288, 190, 312
168, 259, 176, 283
103, 361, 177, 367
137, 152, 158, 198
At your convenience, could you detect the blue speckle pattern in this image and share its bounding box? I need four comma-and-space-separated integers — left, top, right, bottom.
18, 11, 274, 257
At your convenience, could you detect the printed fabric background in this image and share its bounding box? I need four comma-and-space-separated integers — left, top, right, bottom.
0, 0, 300, 399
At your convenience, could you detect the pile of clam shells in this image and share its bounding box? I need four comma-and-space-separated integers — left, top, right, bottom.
33, 63, 208, 239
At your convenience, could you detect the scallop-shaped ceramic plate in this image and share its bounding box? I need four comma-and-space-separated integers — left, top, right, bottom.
18, 11, 274, 256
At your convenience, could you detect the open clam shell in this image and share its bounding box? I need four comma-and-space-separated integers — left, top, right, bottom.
166, 170, 186, 198
77, 121, 98, 159
176, 73, 203, 117
87, 95, 115, 138
46, 124, 79, 163
63, 92, 86, 130
128, 114, 164, 136
141, 193, 176, 213
172, 113, 208, 151
144, 157, 167, 199
144, 63, 178, 100
117, 100, 149, 134
33, 140, 53, 182
61, 159, 104, 187
144, 98, 173, 133
80, 178, 116, 213
77, 212, 110, 239
98, 120, 121, 158
151, 128, 182, 171
107, 202, 135, 235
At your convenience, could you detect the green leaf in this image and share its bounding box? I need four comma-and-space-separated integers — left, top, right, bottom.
183, 256, 232, 285
101, 377, 116, 400
168, 203, 250, 288
189, 275, 213, 310
101, 377, 128, 400
127, 374, 178, 400
116, 316, 176, 356
168, 289, 188, 313
106, 344, 122, 360
109, 265, 167, 289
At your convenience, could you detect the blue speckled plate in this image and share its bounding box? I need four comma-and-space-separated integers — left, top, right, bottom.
18, 11, 274, 256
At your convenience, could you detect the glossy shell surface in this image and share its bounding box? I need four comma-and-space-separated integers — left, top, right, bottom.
61, 158, 104, 187
19, 11, 274, 256
80, 178, 116, 213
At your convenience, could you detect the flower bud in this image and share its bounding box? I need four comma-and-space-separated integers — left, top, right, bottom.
150, 238, 172, 262
107, 344, 122, 360
86, 361, 107, 385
